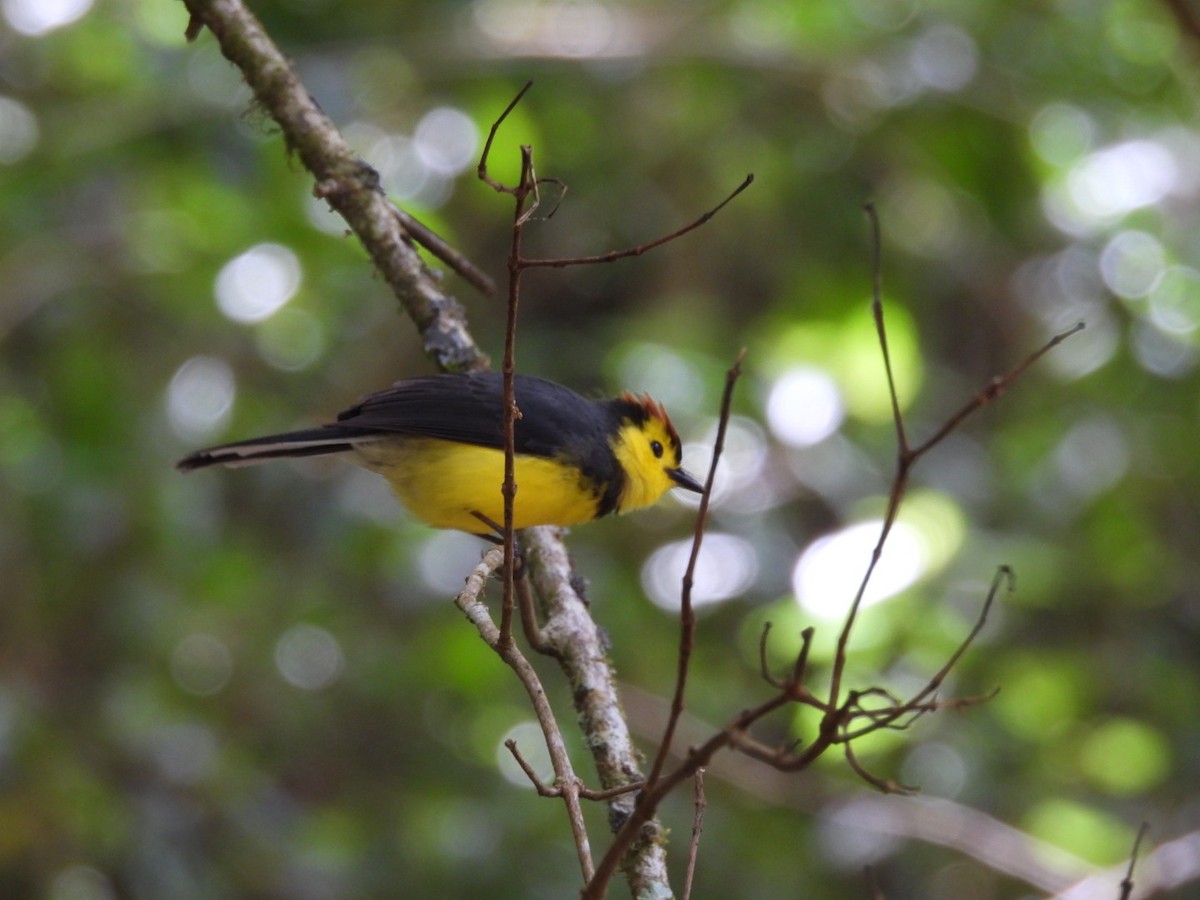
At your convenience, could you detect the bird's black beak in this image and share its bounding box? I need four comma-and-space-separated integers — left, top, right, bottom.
668, 468, 704, 493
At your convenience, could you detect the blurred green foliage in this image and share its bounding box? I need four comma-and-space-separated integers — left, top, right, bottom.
2, 0, 1199, 897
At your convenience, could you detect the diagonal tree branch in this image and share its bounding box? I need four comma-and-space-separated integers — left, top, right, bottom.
520, 526, 672, 896
182, 0, 488, 373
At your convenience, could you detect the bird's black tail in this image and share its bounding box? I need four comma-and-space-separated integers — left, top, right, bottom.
176, 426, 381, 472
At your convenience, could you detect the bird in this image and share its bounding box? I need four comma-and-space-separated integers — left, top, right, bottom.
177, 372, 704, 535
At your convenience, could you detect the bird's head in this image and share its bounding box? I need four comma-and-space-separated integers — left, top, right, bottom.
610, 393, 703, 513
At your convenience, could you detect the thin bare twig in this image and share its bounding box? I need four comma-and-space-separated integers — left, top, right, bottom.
476, 82, 753, 900
496, 145, 539, 652
1051, 825, 1200, 899
758, 623, 785, 689
789, 626, 817, 700
827, 206, 1083, 718
832, 566, 1011, 745
647, 348, 746, 791
505, 739, 557, 796
521, 175, 755, 268
904, 566, 1011, 709
843, 729, 918, 795
865, 203, 910, 455
624, 212, 1081, 808
912, 322, 1085, 458
478, 80, 534, 192
391, 205, 496, 296
620, 683, 1100, 894
514, 566, 552, 654
1118, 822, 1150, 900
587, 691, 795, 899
579, 782, 645, 802
682, 769, 707, 900
503, 739, 639, 801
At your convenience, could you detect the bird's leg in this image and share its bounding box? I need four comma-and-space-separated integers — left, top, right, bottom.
470, 510, 507, 545
469, 510, 527, 578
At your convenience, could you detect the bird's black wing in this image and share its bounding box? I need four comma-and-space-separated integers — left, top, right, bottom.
177, 372, 620, 473
338, 372, 617, 460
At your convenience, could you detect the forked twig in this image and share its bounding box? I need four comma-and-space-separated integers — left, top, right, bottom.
478, 80, 534, 192
592, 209, 1084, 891
826, 205, 1084, 715
902, 567, 1012, 709
505, 738, 557, 796
911, 323, 1085, 458
476, 84, 753, 898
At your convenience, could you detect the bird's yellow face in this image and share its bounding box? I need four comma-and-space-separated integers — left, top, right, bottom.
610, 413, 698, 514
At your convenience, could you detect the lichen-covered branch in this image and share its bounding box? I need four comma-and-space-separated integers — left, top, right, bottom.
522, 527, 672, 898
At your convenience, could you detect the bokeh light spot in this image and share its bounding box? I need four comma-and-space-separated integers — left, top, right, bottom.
215, 243, 302, 324
48, 865, 116, 900
1054, 416, 1130, 501
909, 24, 977, 92
414, 107, 479, 176
1042, 313, 1119, 380
642, 534, 759, 611
1047, 139, 1178, 233
766, 367, 844, 447
900, 742, 968, 798
471, 0, 637, 59
818, 798, 902, 869
767, 309, 920, 423
674, 417, 770, 512
150, 722, 218, 785
1099, 230, 1165, 299
0, 95, 39, 164
1029, 103, 1096, 167
255, 307, 326, 372
497, 720, 552, 788
1078, 717, 1171, 795
1132, 319, 1198, 378
1023, 799, 1133, 865
170, 633, 234, 697
418, 530, 491, 596
793, 521, 923, 619
791, 492, 963, 620
612, 342, 705, 415
275, 624, 344, 691
2, 0, 92, 35
166, 356, 236, 441
1148, 266, 1200, 334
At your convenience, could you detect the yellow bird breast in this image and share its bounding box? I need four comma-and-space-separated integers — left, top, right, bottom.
353, 437, 601, 533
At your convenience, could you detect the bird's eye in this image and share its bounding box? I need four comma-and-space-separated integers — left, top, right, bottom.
650, 440, 664, 459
